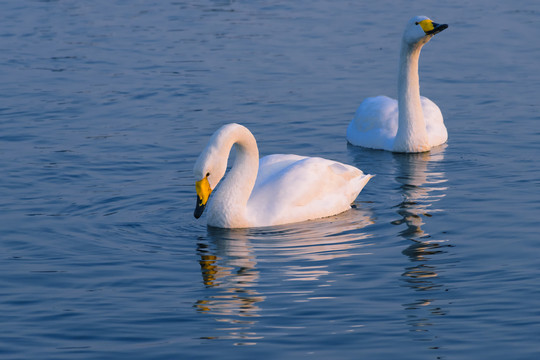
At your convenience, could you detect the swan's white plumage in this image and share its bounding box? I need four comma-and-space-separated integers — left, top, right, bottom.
347, 95, 446, 151
346, 16, 448, 153
194, 123, 373, 228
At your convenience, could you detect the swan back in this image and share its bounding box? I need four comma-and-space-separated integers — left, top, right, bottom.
248, 154, 373, 226
421, 97, 448, 147
347, 96, 398, 151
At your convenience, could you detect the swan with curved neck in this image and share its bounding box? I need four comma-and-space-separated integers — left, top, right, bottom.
347, 16, 448, 153
194, 123, 373, 228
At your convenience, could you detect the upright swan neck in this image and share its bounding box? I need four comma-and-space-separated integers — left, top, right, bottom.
394, 41, 430, 152
208, 124, 259, 227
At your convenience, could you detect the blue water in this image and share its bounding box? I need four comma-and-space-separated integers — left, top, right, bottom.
1, 0, 539, 359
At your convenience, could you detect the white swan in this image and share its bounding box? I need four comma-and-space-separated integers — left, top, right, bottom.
194, 123, 373, 228
347, 16, 449, 153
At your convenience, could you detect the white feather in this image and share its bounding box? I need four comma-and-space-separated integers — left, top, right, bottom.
194, 123, 373, 228
347, 16, 448, 153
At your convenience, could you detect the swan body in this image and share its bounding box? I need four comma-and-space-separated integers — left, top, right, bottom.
347, 16, 448, 153
194, 123, 373, 228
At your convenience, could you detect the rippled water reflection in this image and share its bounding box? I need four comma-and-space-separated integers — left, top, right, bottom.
391, 149, 453, 344
194, 208, 374, 344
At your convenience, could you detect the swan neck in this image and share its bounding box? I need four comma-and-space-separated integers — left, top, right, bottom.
398, 43, 422, 100
209, 126, 259, 227
394, 42, 429, 152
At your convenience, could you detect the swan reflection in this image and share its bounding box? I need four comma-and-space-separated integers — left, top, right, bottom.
392, 150, 447, 240
195, 230, 263, 330
194, 207, 374, 344
392, 147, 451, 342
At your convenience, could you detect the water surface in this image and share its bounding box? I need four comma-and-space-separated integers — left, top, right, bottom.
1, 0, 539, 359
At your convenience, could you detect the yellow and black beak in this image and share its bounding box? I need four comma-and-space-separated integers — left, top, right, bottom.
419, 19, 448, 36
194, 176, 212, 219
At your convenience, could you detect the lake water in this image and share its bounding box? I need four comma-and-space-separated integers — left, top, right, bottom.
1, 0, 539, 359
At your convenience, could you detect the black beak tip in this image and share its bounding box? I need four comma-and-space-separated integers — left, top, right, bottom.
428, 23, 448, 35
194, 198, 206, 219
438, 23, 449, 31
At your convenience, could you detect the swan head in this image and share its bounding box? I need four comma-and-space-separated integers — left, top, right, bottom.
403, 16, 448, 47
193, 125, 235, 218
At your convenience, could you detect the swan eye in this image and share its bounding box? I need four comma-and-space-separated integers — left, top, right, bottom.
206, 172, 210, 177
415, 22, 419, 25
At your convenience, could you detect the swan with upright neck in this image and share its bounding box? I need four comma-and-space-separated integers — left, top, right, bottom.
346, 16, 448, 153
194, 123, 373, 228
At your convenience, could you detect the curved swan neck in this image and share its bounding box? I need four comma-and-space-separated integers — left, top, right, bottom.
208, 124, 259, 227
394, 41, 430, 152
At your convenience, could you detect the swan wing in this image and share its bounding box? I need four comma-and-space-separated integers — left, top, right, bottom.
420, 96, 448, 147
254, 154, 306, 185
346, 96, 398, 151
248, 154, 372, 226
